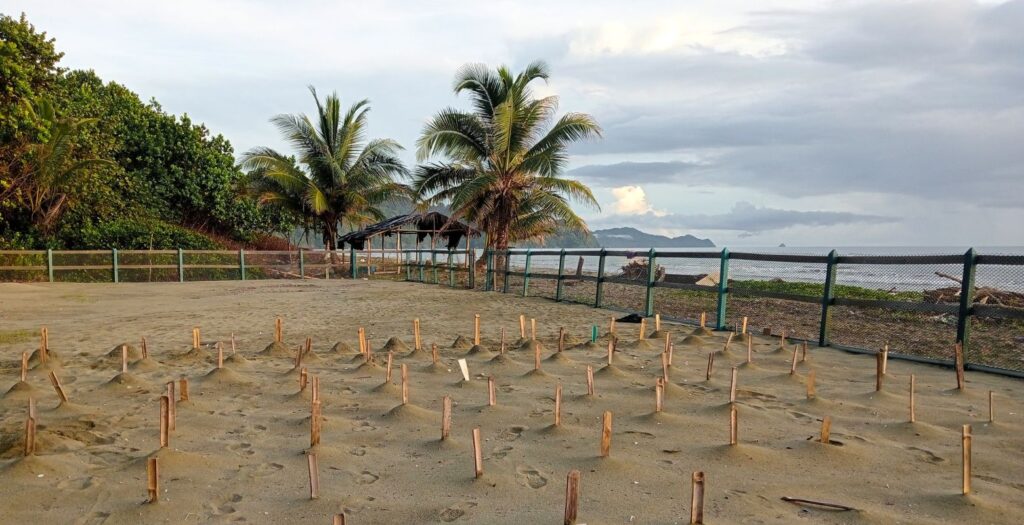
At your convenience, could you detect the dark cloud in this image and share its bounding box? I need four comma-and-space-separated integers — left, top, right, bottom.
567, 161, 701, 185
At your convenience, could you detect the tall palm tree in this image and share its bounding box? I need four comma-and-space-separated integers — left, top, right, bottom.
413, 61, 601, 255
240, 87, 408, 250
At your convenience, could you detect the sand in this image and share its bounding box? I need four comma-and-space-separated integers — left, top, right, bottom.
1, 279, 1023, 524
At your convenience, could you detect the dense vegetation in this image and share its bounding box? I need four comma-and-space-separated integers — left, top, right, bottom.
0, 13, 290, 249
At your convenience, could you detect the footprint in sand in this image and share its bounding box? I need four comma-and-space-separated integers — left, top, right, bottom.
906, 446, 945, 463
440, 502, 478, 522
349, 446, 367, 457
353, 420, 377, 432
515, 466, 548, 489
358, 471, 380, 484
498, 426, 528, 441
228, 442, 255, 456
491, 445, 514, 459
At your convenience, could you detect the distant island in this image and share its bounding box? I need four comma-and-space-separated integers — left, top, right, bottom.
515, 226, 714, 249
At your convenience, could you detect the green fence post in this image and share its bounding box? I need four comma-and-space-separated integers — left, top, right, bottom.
522, 249, 533, 297
350, 246, 357, 279
485, 249, 494, 291
468, 251, 476, 289
177, 248, 184, 282
818, 250, 838, 346
298, 249, 305, 278
112, 248, 119, 283
644, 248, 657, 316
417, 250, 424, 282
715, 248, 730, 329
956, 248, 977, 360
46, 249, 54, 283
555, 249, 567, 301
448, 251, 455, 288
431, 250, 438, 284
595, 248, 607, 308
239, 249, 246, 280
502, 251, 511, 293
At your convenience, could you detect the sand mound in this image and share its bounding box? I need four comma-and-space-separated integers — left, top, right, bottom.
173, 346, 211, 362
330, 341, 357, 354
202, 367, 249, 385
648, 329, 669, 340
692, 327, 714, 337
420, 362, 448, 374
2, 380, 36, 400
129, 357, 162, 372
681, 335, 706, 346
382, 403, 436, 422
545, 351, 574, 364
225, 353, 251, 367
104, 343, 141, 361
487, 354, 522, 368
381, 337, 408, 353
518, 339, 543, 353
467, 344, 491, 355
573, 341, 601, 351
104, 372, 146, 389
27, 348, 61, 367
451, 335, 472, 350
260, 341, 292, 357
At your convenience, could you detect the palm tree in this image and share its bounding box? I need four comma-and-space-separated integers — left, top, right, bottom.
240, 87, 408, 250
413, 61, 601, 256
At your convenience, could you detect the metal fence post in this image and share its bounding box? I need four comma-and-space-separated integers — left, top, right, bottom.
522, 249, 532, 297
468, 251, 476, 289
448, 251, 455, 288
555, 249, 567, 301
502, 250, 511, 293
431, 250, 438, 284
644, 248, 657, 316
239, 249, 246, 280
595, 248, 607, 308
46, 249, 54, 283
956, 248, 977, 360
417, 249, 424, 282
818, 250, 838, 347
485, 249, 494, 291
177, 248, 184, 282
715, 248, 730, 329
350, 246, 357, 279
112, 248, 119, 283
298, 249, 305, 278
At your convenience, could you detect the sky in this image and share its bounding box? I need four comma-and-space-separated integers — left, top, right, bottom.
10, 0, 1024, 247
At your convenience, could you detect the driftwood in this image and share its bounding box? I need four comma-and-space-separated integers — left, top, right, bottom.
926, 272, 1024, 307
781, 497, 856, 512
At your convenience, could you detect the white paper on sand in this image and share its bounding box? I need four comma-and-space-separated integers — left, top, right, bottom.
457, 358, 469, 381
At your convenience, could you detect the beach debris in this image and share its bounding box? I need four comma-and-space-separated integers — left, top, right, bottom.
619, 258, 664, 281
564, 470, 581, 525
48, 370, 68, 404
147, 457, 159, 503
690, 471, 705, 524
472, 428, 483, 478
307, 454, 320, 499
600, 411, 613, 457
458, 359, 469, 381
441, 396, 452, 440
780, 497, 855, 512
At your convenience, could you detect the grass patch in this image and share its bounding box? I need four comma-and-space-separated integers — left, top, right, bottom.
0, 329, 34, 345
729, 279, 924, 302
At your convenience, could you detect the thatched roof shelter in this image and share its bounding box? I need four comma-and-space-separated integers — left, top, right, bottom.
337, 212, 479, 251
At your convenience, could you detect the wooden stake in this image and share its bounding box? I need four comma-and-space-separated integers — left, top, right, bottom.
690, 471, 705, 524
724, 332, 733, 351
789, 346, 799, 375
307, 454, 320, 499
954, 343, 965, 390
166, 382, 176, 431
639, 318, 647, 340
487, 376, 496, 406
729, 367, 738, 403
401, 364, 409, 405
988, 391, 994, 423
519, 315, 526, 339
431, 343, 439, 364
875, 351, 884, 392
531, 318, 537, 340
607, 337, 615, 365
655, 378, 664, 413
820, 416, 832, 444
668, 342, 675, 366
801, 341, 808, 362
441, 396, 452, 440
746, 337, 753, 364
385, 352, 394, 383
217, 343, 224, 369
780, 330, 787, 347
474, 314, 481, 345
230, 333, 236, 355
333, 514, 346, 525
300, 368, 308, 391
275, 317, 282, 343
729, 404, 738, 446
48, 371, 68, 403
962, 424, 972, 494
141, 337, 148, 359
706, 352, 715, 381
39, 326, 48, 364
700, 311, 706, 328
304, 336, 312, 358
564, 470, 581, 525
881, 344, 889, 375
24, 416, 36, 456
147, 457, 159, 503
357, 327, 365, 355
599, 411, 613, 457
414, 318, 421, 351
534, 342, 541, 371
310, 399, 321, 447
558, 327, 565, 353
807, 369, 816, 400
21, 351, 28, 382
655, 313, 661, 332
586, 365, 595, 396
179, 377, 189, 401
741, 317, 748, 334
609, 316, 616, 336
554, 384, 562, 426
664, 331, 671, 355
472, 428, 483, 478
661, 351, 670, 383
192, 327, 200, 349
159, 395, 169, 448
500, 328, 506, 354
909, 375, 916, 423
28, 397, 37, 420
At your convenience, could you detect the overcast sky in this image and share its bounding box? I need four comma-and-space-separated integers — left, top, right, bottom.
12, 0, 1024, 247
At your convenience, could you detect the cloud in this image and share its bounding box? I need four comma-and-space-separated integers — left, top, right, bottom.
610, 186, 667, 216
568, 161, 702, 186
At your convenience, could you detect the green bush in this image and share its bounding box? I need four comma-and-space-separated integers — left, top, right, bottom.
74, 218, 220, 249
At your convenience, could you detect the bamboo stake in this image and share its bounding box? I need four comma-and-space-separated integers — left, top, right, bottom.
534, 342, 542, 371
881, 344, 889, 375
706, 352, 715, 381
690, 471, 705, 524
192, 327, 200, 349
48, 371, 68, 403
962, 424, 972, 494
780, 330, 787, 347
333, 514, 346, 525
441, 396, 452, 440
472, 428, 483, 478
639, 318, 647, 340
599, 411, 613, 457
39, 326, 48, 364
607, 337, 615, 365
385, 352, 394, 383
554, 384, 562, 426
724, 332, 734, 351
609, 316, 616, 336
159, 395, 169, 448
664, 331, 671, 355
807, 369, 816, 400
789, 346, 799, 375
307, 454, 320, 499
304, 336, 312, 358
401, 364, 409, 405
474, 314, 481, 345
668, 342, 674, 366
519, 315, 526, 339
820, 416, 832, 444
500, 328, 506, 354
988, 391, 994, 423
801, 341, 808, 362
217, 343, 224, 369
21, 351, 28, 382
230, 333, 236, 355
166, 382, 176, 431
746, 337, 753, 364
558, 327, 565, 353
909, 375, 916, 422
531, 318, 537, 340
729, 404, 738, 446
310, 399, 321, 447
655, 378, 664, 413
661, 352, 670, 383
954, 343, 965, 390
586, 365, 594, 396
300, 368, 308, 391
24, 416, 36, 456
414, 318, 421, 351
655, 313, 661, 332
741, 317, 748, 334
729, 367, 738, 403
700, 311, 706, 328
357, 327, 365, 355
275, 317, 283, 343
875, 351, 884, 392
487, 376, 496, 406
147, 457, 159, 503
28, 397, 37, 419
179, 377, 189, 401
141, 337, 148, 359
432, 343, 439, 364
564, 469, 581, 525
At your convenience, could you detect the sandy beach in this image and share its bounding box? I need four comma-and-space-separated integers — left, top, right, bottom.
2, 279, 1023, 524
